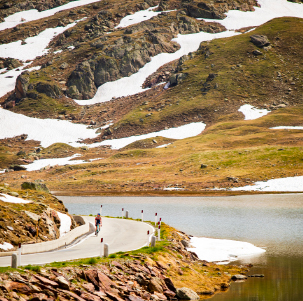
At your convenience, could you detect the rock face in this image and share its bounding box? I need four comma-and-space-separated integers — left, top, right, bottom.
176, 287, 200, 300
250, 35, 270, 48
15, 71, 30, 99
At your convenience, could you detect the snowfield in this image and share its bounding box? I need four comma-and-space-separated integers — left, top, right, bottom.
22, 154, 102, 171
239, 104, 270, 120
232, 176, 303, 192
87, 122, 207, 149
188, 236, 266, 263
0, 194, 32, 204
0, 108, 99, 148
0, 0, 100, 32
0, 242, 14, 251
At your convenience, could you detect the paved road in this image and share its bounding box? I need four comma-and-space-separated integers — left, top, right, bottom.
0, 217, 154, 267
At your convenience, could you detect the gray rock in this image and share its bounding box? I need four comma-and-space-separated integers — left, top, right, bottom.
250, 35, 270, 48
231, 274, 247, 280
181, 240, 190, 248
253, 50, 263, 56
15, 71, 30, 99
176, 287, 199, 300
7, 226, 14, 231
200, 164, 208, 169
36, 82, 62, 98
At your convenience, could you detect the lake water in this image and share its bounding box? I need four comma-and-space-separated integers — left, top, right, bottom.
58, 194, 303, 301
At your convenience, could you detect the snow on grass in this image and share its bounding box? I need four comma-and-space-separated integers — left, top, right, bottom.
115, 6, 159, 28
56, 211, 71, 237
0, 0, 100, 32
22, 154, 99, 171
0, 194, 32, 204
271, 126, 303, 130
74, 30, 239, 105
231, 176, 303, 192
0, 108, 98, 148
0, 64, 40, 99
88, 122, 206, 149
156, 143, 172, 148
0, 242, 14, 251
188, 236, 265, 263
0, 20, 82, 61
115, 6, 175, 29
204, 0, 303, 31
239, 104, 270, 120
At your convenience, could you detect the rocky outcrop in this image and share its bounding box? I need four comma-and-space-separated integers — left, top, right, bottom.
15, 71, 30, 99
21, 181, 50, 193
0, 58, 22, 70
67, 31, 179, 99
250, 34, 270, 48
176, 287, 200, 300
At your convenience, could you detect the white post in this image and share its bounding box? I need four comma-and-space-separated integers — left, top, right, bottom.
155, 213, 158, 226
147, 230, 150, 246
100, 238, 104, 257
11, 253, 17, 269
18, 243, 21, 267
158, 224, 161, 241
159, 217, 162, 226
151, 236, 156, 247
122, 208, 124, 219
141, 210, 144, 222
104, 243, 109, 257
100, 205, 102, 216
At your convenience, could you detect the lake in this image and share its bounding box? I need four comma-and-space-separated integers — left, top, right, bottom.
58, 194, 303, 300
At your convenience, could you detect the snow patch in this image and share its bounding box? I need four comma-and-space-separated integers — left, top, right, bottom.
231, 176, 303, 192
0, 108, 99, 148
0, 242, 14, 251
115, 6, 175, 29
56, 211, 71, 237
188, 237, 266, 263
207, 0, 303, 31
238, 104, 270, 120
156, 143, 172, 148
88, 122, 206, 149
0, 20, 82, 61
271, 126, 303, 130
0, 194, 32, 204
0, 0, 100, 32
22, 154, 99, 171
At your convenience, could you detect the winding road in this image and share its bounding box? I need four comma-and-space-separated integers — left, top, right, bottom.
0, 217, 154, 267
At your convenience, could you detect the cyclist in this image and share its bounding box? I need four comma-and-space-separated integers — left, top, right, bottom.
95, 213, 102, 235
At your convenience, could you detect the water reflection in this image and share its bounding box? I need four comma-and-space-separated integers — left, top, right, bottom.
58, 194, 303, 300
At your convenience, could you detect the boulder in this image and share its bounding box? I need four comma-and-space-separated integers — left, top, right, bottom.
55, 276, 70, 290
250, 35, 270, 48
21, 181, 49, 193
176, 287, 199, 300
9, 165, 27, 171
231, 274, 247, 280
15, 71, 30, 99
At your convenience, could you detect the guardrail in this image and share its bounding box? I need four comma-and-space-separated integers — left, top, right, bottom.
0, 216, 94, 257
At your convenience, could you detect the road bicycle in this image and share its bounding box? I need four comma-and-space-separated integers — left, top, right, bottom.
95, 224, 100, 236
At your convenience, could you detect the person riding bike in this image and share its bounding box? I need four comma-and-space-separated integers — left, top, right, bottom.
95, 213, 102, 235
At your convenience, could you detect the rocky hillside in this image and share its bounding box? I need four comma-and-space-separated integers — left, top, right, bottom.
0, 223, 251, 301
0, 0, 303, 193
0, 183, 77, 251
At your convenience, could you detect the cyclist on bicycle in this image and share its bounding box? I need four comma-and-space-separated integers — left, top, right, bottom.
95, 213, 102, 235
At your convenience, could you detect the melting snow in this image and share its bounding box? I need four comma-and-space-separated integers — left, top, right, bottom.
206, 0, 303, 30
0, 0, 100, 32
0, 108, 98, 148
57, 211, 71, 237
0, 242, 14, 251
238, 104, 270, 120
188, 237, 266, 263
22, 154, 100, 171
156, 143, 172, 148
232, 176, 303, 192
271, 126, 303, 130
0, 194, 32, 204
0, 20, 82, 61
87, 122, 206, 149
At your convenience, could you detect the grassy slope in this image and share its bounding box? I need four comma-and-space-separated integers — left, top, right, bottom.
1, 18, 303, 193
